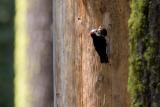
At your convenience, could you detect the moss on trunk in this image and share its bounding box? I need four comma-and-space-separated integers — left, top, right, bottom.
128, 0, 160, 107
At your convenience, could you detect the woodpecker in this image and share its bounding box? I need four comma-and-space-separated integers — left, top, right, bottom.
90, 27, 109, 63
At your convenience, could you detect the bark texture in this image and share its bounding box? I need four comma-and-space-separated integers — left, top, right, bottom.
128, 0, 160, 107
53, 0, 130, 107
15, 0, 53, 107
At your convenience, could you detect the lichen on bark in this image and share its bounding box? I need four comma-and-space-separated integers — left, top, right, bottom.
128, 0, 160, 107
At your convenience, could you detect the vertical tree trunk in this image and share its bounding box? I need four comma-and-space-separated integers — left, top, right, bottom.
149, 0, 160, 106
15, 0, 53, 107
53, 0, 130, 107
128, 0, 160, 107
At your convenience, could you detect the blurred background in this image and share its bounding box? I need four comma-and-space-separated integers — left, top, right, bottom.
0, 0, 15, 107
0, 0, 53, 107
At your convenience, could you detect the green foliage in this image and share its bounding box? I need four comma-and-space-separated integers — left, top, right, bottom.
0, 0, 15, 107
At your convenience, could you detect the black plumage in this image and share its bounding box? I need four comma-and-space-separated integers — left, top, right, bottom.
90, 28, 109, 63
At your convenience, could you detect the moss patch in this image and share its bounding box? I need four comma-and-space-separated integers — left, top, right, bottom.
128, 0, 150, 107
128, 0, 160, 106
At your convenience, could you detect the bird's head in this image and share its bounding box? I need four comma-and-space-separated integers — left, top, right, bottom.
98, 27, 107, 37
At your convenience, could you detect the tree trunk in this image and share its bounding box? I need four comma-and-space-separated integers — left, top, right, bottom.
53, 0, 130, 107
128, 0, 160, 107
15, 0, 53, 107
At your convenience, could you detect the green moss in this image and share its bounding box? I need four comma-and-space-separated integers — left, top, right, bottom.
129, 0, 160, 106
128, 0, 150, 107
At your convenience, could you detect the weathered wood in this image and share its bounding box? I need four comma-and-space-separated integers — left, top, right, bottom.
53, 0, 130, 107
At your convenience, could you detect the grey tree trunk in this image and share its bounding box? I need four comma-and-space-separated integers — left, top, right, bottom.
53, 0, 130, 107
15, 0, 53, 107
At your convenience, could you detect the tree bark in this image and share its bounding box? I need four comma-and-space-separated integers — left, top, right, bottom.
53, 0, 130, 107
15, 0, 53, 107
149, 0, 160, 106
128, 0, 160, 107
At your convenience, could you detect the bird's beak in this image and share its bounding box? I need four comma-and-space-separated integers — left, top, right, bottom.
90, 29, 97, 33
90, 29, 97, 36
